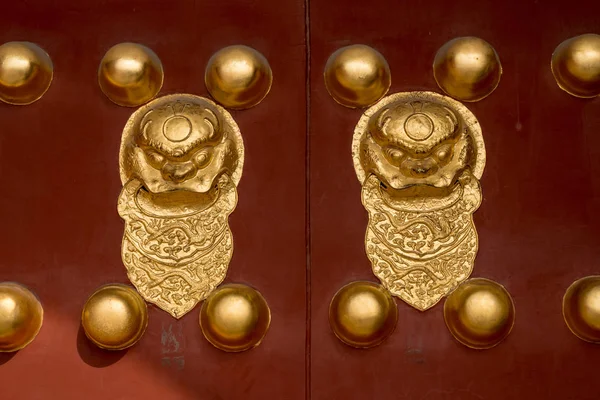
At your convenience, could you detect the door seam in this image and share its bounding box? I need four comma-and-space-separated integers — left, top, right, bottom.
304, 0, 312, 398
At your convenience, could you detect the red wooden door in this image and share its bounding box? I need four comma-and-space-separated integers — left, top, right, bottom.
2, 0, 600, 399
309, 0, 600, 399
0, 0, 307, 398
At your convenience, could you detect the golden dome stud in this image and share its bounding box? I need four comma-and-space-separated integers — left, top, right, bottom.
98, 42, 164, 107
0, 41, 53, 105
205, 45, 272, 109
563, 276, 600, 343
81, 284, 148, 351
200, 283, 271, 352
324, 44, 391, 108
444, 278, 515, 349
0, 282, 43, 352
551, 33, 600, 98
329, 281, 397, 348
433, 37, 502, 102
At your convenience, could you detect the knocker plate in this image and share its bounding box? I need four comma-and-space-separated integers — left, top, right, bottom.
118, 94, 244, 318
352, 91, 486, 310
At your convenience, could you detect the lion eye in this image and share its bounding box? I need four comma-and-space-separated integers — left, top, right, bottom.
434, 144, 453, 162
192, 148, 212, 168
385, 147, 405, 163
144, 149, 165, 169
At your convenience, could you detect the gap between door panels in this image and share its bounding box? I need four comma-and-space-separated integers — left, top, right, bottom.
304, 0, 312, 398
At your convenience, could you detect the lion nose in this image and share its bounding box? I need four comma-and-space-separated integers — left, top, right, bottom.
402, 159, 438, 178
161, 162, 197, 183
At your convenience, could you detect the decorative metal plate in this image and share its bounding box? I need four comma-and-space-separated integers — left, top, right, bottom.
118, 94, 243, 318
352, 91, 485, 310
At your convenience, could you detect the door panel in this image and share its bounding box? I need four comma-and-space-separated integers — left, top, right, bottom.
309, 0, 600, 399
3, 0, 600, 398
0, 1, 306, 398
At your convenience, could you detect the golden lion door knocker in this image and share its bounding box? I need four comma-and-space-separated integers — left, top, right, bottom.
326, 41, 515, 350
75, 43, 272, 353
354, 91, 485, 311
118, 94, 243, 319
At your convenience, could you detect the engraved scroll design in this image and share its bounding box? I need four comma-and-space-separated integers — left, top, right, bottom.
362, 172, 482, 311
118, 175, 237, 318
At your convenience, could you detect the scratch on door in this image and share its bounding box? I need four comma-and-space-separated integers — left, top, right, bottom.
160, 322, 185, 370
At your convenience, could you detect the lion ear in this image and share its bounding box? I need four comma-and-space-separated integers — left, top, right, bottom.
442, 106, 460, 132
204, 108, 219, 138
368, 108, 391, 142
139, 109, 155, 141
377, 108, 390, 129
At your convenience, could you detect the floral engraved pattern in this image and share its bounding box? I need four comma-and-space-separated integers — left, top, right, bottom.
362, 171, 482, 310
118, 175, 237, 318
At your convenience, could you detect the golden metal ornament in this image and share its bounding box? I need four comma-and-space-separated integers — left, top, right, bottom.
433, 37, 502, 102
324, 44, 391, 108
81, 284, 148, 351
0, 41, 53, 105
551, 33, 600, 98
443, 278, 515, 349
563, 276, 600, 343
118, 93, 244, 318
329, 281, 397, 348
0, 282, 43, 352
353, 91, 485, 311
205, 45, 272, 109
199, 284, 270, 352
98, 42, 164, 107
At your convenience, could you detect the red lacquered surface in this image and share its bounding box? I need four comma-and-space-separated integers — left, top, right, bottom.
2, 0, 600, 398
0, 0, 307, 398
309, 0, 600, 399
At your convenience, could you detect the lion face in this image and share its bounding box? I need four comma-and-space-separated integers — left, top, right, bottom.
360, 99, 473, 190
121, 97, 240, 193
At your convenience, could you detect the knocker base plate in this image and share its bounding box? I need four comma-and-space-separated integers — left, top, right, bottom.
118, 175, 237, 318
362, 173, 481, 310
117, 94, 244, 318
352, 91, 486, 311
